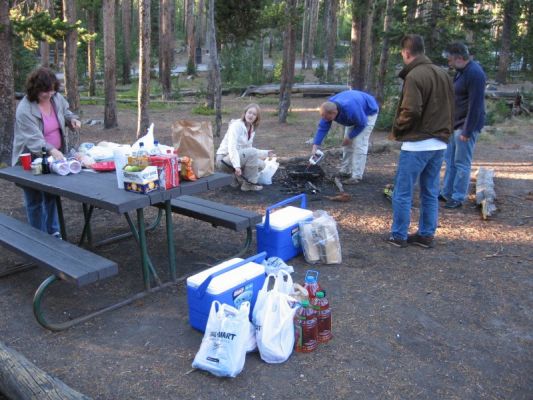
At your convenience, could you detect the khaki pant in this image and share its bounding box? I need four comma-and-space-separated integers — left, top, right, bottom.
216, 148, 265, 184
340, 113, 378, 180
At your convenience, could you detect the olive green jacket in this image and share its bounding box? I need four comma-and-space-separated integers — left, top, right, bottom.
390, 55, 454, 143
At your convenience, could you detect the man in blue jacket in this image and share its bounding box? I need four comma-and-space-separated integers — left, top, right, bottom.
440, 42, 486, 209
311, 90, 379, 184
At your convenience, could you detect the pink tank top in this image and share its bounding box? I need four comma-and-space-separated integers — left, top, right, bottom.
42, 109, 62, 150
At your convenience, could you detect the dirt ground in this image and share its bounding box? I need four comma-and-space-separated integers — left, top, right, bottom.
0, 95, 532, 400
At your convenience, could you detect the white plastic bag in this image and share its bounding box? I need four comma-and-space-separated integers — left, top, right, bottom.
257, 157, 279, 185
263, 257, 294, 275
252, 271, 298, 364
132, 123, 155, 153
299, 211, 342, 264
192, 301, 251, 378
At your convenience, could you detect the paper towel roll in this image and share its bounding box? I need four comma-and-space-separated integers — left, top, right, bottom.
113, 146, 131, 189
68, 159, 81, 174
51, 160, 70, 176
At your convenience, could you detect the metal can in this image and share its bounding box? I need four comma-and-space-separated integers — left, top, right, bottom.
31, 163, 42, 175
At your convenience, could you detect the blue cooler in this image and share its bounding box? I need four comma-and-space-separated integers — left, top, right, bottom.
256, 194, 314, 261
186, 252, 267, 332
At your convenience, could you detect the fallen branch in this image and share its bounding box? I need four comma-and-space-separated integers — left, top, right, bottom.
475, 167, 497, 219
242, 83, 350, 97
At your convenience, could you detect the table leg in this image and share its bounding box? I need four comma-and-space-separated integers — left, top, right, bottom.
55, 196, 67, 241
79, 203, 94, 247
164, 200, 176, 281
136, 208, 150, 290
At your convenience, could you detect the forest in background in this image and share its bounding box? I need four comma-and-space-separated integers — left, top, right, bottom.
0, 0, 532, 165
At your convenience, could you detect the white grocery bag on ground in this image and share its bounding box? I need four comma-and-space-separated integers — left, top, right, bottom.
299, 211, 342, 264
257, 157, 279, 185
192, 301, 251, 378
252, 271, 298, 364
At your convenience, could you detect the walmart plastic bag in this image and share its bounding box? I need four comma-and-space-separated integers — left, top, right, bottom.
257, 157, 279, 185
192, 301, 252, 378
299, 211, 342, 264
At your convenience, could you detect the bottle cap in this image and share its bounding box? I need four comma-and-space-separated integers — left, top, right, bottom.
154, 140, 159, 145
301, 300, 310, 307
305, 275, 317, 283
316, 291, 324, 298
139, 142, 144, 146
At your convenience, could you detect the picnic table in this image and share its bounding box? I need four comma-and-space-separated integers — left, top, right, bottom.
0, 166, 232, 330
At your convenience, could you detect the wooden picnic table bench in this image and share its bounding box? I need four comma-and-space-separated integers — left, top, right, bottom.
156, 195, 262, 259
0, 213, 118, 331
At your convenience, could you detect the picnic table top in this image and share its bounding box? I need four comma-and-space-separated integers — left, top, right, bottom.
0, 167, 232, 214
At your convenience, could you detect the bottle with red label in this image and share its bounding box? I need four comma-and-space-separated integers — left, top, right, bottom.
294, 300, 318, 353
311, 291, 332, 343
303, 270, 322, 299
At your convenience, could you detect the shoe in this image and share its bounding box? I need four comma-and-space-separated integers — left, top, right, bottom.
230, 176, 240, 188
342, 177, 362, 185
407, 234, 434, 248
241, 182, 263, 192
337, 172, 351, 179
386, 236, 407, 248
438, 194, 448, 202
52, 232, 62, 240
444, 199, 462, 209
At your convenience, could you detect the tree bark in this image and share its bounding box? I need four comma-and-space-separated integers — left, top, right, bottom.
103, 0, 118, 128
137, 0, 151, 137
122, 0, 132, 84
279, 0, 297, 123
325, 0, 338, 82
361, 0, 375, 91
207, 0, 222, 136
63, 0, 80, 112
350, 2, 361, 89
496, 0, 518, 84
186, 0, 195, 72
40, 0, 51, 67
87, 8, 97, 97
0, 1, 14, 166
376, 0, 394, 103
160, 0, 172, 100
0, 341, 91, 400
306, 0, 319, 70
196, 0, 205, 47
301, 0, 309, 69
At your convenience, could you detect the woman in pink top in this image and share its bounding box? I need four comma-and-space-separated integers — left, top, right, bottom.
12, 67, 81, 237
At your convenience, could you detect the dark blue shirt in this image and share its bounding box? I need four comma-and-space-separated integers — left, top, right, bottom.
313, 90, 379, 145
453, 60, 486, 135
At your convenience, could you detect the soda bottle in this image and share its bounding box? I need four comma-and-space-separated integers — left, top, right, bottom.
41, 147, 50, 174
311, 291, 332, 343
294, 300, 318, 353
303, 270, 322, 299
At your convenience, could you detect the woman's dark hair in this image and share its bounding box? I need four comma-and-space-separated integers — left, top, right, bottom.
400, 34, 425, 56
25, 67, 60, 102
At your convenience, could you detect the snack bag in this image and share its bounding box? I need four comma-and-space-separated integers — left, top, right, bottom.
179, 156, 197, 181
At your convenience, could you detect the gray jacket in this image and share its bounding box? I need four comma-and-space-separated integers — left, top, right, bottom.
12, 93, 77, 166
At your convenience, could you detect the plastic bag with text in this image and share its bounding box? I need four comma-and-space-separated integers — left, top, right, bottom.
257, 157, 279, 185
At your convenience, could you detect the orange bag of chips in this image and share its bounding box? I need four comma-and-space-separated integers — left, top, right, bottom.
180, 156, 197, 181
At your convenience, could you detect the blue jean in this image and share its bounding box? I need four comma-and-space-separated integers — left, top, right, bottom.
391, 149, 445, 240
441, 129, 479, 202
23, 187, 60, 235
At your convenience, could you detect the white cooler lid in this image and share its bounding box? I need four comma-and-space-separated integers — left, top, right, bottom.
187, 258, 265, 295
262, 206, 313, 230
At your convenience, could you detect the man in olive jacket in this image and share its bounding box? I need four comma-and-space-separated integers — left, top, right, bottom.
387, 34, 454, 248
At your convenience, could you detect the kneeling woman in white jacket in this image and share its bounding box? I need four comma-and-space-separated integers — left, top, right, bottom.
216, 103, 274, 191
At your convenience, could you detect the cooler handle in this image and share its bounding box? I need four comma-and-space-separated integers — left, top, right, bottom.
195, 252, 267, 298
263, 194, 307, 232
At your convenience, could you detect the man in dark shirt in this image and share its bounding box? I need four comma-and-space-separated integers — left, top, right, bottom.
440, 42, 486, 209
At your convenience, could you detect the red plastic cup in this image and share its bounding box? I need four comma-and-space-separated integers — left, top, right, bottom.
20, 153, 32, 170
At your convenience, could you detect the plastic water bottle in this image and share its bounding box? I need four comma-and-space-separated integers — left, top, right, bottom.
311, 291, 332, 343
150, 140, 162, 155
294, 300, 318, 353
136, 142, 149, 167
303, 270, 322, 299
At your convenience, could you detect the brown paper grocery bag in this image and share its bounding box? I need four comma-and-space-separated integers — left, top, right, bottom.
171, 120, 214, 178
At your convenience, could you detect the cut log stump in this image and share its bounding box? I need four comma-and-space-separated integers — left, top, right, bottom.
475, 167, 497, 220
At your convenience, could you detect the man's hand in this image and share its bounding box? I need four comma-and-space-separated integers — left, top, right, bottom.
342, 137, 352, 146
50, 148, 65, 161
311, 144, 319, 155
234, 167, 242, 176
459, 134, 469, 142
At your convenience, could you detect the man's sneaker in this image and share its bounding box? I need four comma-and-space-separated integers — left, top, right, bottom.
407, 234, 434, 248
444, 199, 462, 209
241, 182, 263, 192
337, 172, 351, 179
386, 236, 408, 248
438, 194, 448, 202
342, 177, 362, 185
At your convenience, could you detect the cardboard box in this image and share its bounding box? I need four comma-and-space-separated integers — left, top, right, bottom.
123, 165, 159, 194
124, 180, 159, 194
186, 252, 267, 332
149, 155, 179, 190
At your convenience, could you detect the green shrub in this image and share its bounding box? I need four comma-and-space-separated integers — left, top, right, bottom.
314, 63, 326, 83
375, 95, 398, 131
192, 105, 216, 116
485, 100, 510, 126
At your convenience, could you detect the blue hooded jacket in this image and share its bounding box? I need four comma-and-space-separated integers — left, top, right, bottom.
313, 90, 379, 145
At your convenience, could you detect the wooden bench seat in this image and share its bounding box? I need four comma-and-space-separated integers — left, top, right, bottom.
156, 195, 262, 258
0, 213, 118, 331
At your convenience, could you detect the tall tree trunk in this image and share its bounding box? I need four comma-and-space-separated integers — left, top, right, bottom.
522, 2, 533, 74
301, 0, 309, 69
122, 0, 132, 84
196, 0, 205, 47
350, 2, 361, 89
268, 30, 273, 58
87, 9, 97, 96
406, 0, 417, 25
279, 0, 297, 123
63, 0, 80, 112
0, 1, 14, 166
376, 0, 394, 103
103, 0, 118, 128
326, 0, 338, 82
496, 0, 518, 84
322, 0, 330, 62
137, 0, 151, 137
186, 0, 195, 72
361, 0, 375, 91
207, 0, 221, 136
160, 0, 172, 100
40, 0, 51, 67
306, 0, 319, 69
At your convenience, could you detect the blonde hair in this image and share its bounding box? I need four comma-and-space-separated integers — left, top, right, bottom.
241, 103, 261, 128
